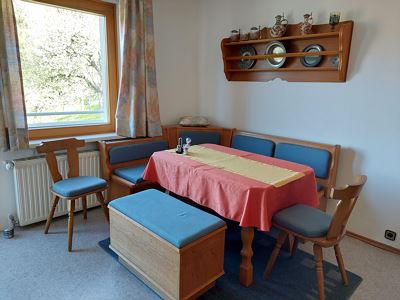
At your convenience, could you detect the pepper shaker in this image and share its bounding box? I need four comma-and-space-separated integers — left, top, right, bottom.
176, 137, 183, 154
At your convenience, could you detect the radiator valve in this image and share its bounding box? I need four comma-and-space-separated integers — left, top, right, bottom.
3, 215, 16, 239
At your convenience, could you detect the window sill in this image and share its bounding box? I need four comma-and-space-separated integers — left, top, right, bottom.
29, 132, 125, 148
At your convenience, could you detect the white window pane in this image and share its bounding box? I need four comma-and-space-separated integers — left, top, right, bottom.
14, 0, 108, 128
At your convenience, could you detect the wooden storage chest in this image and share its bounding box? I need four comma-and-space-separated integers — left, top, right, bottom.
109, 189, 226, 300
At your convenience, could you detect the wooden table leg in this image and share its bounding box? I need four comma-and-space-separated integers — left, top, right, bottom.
240, 227, 254, 287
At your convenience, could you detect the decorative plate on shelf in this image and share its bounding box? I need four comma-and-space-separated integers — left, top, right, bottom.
237, 45, 257, 69
265, 41, 286, 68
300, 44, 324, 67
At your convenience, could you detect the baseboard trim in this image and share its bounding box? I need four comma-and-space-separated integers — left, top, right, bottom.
346, 230, 400, 255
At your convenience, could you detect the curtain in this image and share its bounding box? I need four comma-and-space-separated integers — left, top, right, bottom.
116, 0, 162, 138
0, 0, 28, 151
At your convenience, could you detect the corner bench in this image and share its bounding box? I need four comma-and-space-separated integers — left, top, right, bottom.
109, 189, 227, 300
98, 126, 339, 211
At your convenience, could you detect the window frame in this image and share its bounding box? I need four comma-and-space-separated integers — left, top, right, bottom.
20, 0, 118, 140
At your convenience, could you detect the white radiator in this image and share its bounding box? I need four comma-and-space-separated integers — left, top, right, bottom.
12, 151, 102, 226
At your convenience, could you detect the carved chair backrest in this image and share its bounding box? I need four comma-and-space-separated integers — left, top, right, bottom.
36, 138, 85, 183
326, 175, 367, 240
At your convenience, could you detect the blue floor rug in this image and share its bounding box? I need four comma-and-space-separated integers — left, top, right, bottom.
99, 224, 362, 300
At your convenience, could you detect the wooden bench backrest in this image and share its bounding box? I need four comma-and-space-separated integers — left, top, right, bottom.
165, 125, 234, 148
98, 127, 169, 180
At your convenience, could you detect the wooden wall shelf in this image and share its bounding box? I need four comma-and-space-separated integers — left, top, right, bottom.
221, 21, 353, 82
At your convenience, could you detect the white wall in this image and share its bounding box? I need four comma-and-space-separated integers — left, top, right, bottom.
197, 0, 400, 248
0, 0, 200, 229
153, 0, 199, 125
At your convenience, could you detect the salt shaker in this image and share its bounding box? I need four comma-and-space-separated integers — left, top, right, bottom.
183, 144, 189, 155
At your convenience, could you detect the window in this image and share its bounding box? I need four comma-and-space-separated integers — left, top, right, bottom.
14, 0, 118, 140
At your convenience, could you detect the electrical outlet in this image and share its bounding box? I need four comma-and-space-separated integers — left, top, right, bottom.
384, 230, 396, 241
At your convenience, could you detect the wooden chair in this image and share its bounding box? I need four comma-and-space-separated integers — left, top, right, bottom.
37, 138, 109, 251
263, 175, 367, 300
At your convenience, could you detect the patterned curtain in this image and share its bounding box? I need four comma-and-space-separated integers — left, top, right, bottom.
116, 0, 162, 138
0, 0, 28, 151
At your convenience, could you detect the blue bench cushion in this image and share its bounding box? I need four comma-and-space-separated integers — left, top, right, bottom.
178, 131, 221, 145
231, 134, 275, 157
109, 140, 168, 165
273, 204, 332, 238
114, 164, 147, 184
274, 143, 331, 179
52, 176, 107, 197
109, 189, 226, 248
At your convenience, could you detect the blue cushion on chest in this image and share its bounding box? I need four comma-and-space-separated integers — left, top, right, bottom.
109, 189, 226, 248
231, 134, 275, 156
113, 164, 147, 184
109, 140, 168, 165
274, 143, 331, 179
178, 131, 221, 145
52, 176, 107, 197
273, 204, 332, 238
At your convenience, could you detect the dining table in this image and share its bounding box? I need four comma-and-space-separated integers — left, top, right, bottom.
143, 143, 319, 287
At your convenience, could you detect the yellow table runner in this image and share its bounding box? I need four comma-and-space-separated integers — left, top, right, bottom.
168, 145, 304, 187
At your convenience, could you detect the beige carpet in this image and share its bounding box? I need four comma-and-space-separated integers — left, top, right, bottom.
0, 208, 399, 300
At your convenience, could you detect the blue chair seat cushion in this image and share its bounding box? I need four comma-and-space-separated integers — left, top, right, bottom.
52, 176, 107, 197
273, 204, 332, 238
113, 164, 146, 184
109, 189, 226, 248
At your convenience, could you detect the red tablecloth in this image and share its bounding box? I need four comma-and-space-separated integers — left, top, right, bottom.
143, 144, 319, 231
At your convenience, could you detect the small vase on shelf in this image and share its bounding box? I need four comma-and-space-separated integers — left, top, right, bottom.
299, 13, 313, 35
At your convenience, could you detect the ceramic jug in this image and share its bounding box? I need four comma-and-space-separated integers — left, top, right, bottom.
270, 14, 288, 38
300, 13, 313, 35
